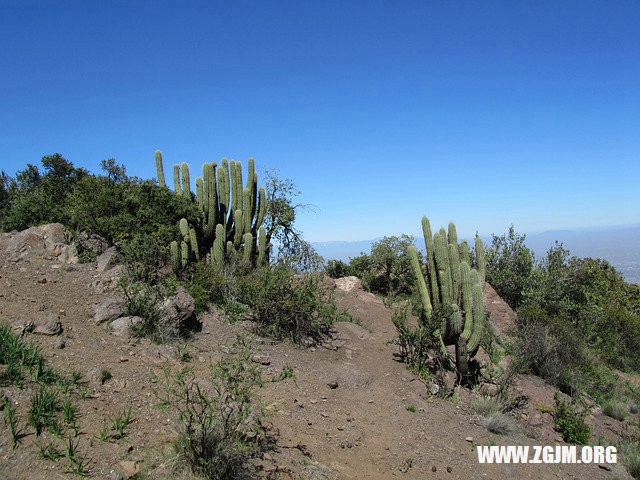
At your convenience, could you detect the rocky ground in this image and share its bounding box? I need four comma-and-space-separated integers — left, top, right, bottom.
0, 225, 635, 479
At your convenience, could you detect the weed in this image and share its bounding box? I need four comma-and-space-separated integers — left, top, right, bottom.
473, 395, 501, 417
603, 400, 627, 422
406, 404, 417, 413
62, 397, 79, 434
620, 442, 640, 479
272, 364, 296, 385
110, 406, 133, 439
158, 335, 267, 479
96, 422, 110, 442
38, 441, 64, 461
28, 386, 60, 436
482, 413, 516, 435
178, 342, 192, 362
3, 398, 24, 448
65, 437, 91, 477
100, 368, 112, 385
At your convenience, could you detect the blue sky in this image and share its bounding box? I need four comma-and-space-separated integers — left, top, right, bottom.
1, 1, 638, 242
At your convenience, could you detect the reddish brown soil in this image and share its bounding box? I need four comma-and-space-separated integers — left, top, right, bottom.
0, 234, 634, 479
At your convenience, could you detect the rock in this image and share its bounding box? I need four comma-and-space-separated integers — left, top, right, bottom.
465, 437, 474, 443
94, 297, 125, 324
252, 354, 271, 365
327, 380, 339, 389
159, 286, 195, 331
55, 338, 66, 349
32, 315, 63, 335
5, 223, 78, 263
334, 276, 363, 292
110, 316, 143, 336
96, 246, 119, 272
428, 383, 440, 396
117, 460, 140, 479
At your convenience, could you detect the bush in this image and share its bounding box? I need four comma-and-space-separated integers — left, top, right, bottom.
554, 393, 592, 445
603, 400, 627, 421
238, 263, 346, 343
157, 336, 267, 479
326, 259, 353, 279
473, 395, 501, 417
482, 413, 515, 435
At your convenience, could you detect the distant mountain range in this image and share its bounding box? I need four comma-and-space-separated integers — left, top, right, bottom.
312, 224, 640, 285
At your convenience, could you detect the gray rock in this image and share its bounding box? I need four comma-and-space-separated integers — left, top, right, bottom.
159, 286, 195, 330
110, 316, 143, 336
334, 276, 363, 292
5, 223, 77, 263
32, 314, 63, 335
251, 354, 271, 365
96, 246, 118, 272
94, 297, 125, 324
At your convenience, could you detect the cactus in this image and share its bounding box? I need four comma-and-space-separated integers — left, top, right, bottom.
156, 152, 269, 271
170, 241, 180, 273
155, 150, 166, 187
408, 216, 487, 384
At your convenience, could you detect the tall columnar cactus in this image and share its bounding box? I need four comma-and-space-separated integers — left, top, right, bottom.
407, 216, 487, 384
157, 152, 267, 271
155, 150, 166, 187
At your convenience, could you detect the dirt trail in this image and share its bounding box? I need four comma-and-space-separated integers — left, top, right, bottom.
0, 233, 632, 479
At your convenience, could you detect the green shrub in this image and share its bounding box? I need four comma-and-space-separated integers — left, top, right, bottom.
157, 336, 266, 479
325, 259, 353, 279
603, 400, 627, 421
553, 393, 592, 445
473, 395, 502, 417
238, 263, 345, 343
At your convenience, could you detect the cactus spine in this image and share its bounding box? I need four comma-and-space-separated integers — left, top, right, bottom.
409, 216, 487, 384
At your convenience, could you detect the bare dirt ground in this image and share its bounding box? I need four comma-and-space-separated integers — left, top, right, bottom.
0, 231, 634, 480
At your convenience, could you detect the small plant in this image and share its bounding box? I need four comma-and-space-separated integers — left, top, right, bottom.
3, 399, 24, 448
620, 442, 640, 479
65, 437, 91, 477
38, 441, 64, 461
157, 335, 267, 479
272, 364, 296, 384
473, 394, 501, 417
100, 368, 112, 385
482, 412, 515, 435
406, 404, 417, 413
62, 397, 79, 435
96, 422, 110, 442
28, 386, 60, 436
178, 342, 192, 362
554, 393, 592, 445
603, 400, 627, 422
109, 406, 133, 440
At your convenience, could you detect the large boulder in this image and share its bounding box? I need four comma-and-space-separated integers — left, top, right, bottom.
5, 223, 77, 263
94, 297, 125, 324
96, 246, 119, 272
159, 286, 196, 331
334, 276, 363, 292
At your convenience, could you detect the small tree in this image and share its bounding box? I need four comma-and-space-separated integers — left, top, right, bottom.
485, 225, 534, 308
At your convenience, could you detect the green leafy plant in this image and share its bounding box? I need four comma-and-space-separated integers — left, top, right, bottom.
38, 441, 64, 461
553, 393, 592, 445
100, 369, 112, 385
109, 406, 133, 440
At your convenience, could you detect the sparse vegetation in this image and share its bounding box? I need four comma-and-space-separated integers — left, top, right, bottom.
603, 400, 627, 422
157, 336, 267, 479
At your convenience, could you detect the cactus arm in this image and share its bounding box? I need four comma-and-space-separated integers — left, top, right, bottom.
421, 216, 440, 309
475, 236, 486, 284
181, 162, 191, 196
408, 245, 432, 320
170, 241, 180, 273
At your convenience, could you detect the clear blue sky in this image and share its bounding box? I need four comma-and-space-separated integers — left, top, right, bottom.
1, 1, 638, 242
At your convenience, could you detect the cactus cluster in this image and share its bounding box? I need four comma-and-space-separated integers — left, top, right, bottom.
155, 151, 268, 272
407, 216, 487, 383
